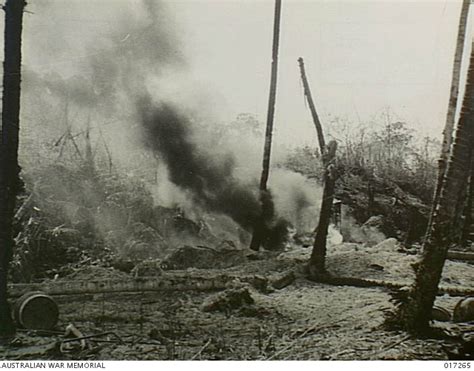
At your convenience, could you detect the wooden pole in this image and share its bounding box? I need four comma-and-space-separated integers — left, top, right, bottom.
259, 0, 282, 191
250, 0, 282, 251
0, 0, 26, 340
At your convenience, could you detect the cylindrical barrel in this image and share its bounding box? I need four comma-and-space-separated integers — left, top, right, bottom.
13, 291, 59, 330
453, 296, 474, 323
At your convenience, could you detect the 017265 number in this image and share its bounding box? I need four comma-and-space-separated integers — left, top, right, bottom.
444, 363, 471, 369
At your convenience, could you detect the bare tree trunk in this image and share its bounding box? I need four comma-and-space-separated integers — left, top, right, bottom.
297, 57, 338, 277
308, 141, 337, 277
250, 0, 282, 251
400, 46, 474, 334
0, 0, 26, 340
428, 0, 470, 233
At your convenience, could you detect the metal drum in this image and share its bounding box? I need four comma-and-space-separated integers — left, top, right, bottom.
13, 291, 59, 330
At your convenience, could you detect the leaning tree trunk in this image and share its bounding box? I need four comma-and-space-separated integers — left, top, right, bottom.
250, 0, 282, 250
297, 57, 325, 156
399, 45, 474, 334
298, 57, 338, 277
428, 0, 470, 233
0, 0, 26, 340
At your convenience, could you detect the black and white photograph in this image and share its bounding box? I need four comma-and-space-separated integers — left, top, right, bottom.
0, 0, 473, 363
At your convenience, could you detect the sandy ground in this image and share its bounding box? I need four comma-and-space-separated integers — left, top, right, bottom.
2, 240, 473, 360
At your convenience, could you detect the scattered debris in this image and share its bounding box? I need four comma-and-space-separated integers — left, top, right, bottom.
269, 270, 296, 290
369, 264, 385, 271
60, 324, 87, 353
162, 244, 248, 270
201, 287, 254, 313
443, 333, 474, 360
0, 341, 59, 360
368, 335, 411, 358
372, 238, 400, 252
191, 339, 212, 360
62, 266, 129, 282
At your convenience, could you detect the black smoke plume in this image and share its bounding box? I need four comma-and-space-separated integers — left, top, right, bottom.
138, 97, 262, 231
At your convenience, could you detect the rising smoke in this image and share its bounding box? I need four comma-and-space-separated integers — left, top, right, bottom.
138, 96, 261, 231
21, 0, 322, 249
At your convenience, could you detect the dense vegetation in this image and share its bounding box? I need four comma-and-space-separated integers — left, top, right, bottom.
285, 117, 439, 242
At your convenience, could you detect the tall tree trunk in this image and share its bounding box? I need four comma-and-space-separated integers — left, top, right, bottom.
308, 141, 337, 277
298, 57, 337, 277
400, 45, 474, 334
428, 0, 470, 233
0, 0, 26, 340
250, 0, 282, 251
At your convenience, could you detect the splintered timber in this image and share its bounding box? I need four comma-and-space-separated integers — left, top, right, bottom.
0, 363, 106, 369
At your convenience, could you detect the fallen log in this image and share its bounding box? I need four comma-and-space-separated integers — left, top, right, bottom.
7, 271, 268, 298
447, 250, 474, 262
309, 275, 474, 297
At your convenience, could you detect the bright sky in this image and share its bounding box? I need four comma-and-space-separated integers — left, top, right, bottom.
17, 0, 474, 148
170, 0, 471, 147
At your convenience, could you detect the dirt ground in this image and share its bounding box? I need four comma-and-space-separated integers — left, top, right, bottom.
2, 239, 473, 360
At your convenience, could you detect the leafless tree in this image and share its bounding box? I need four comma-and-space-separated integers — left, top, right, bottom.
250, 0, 282, 250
